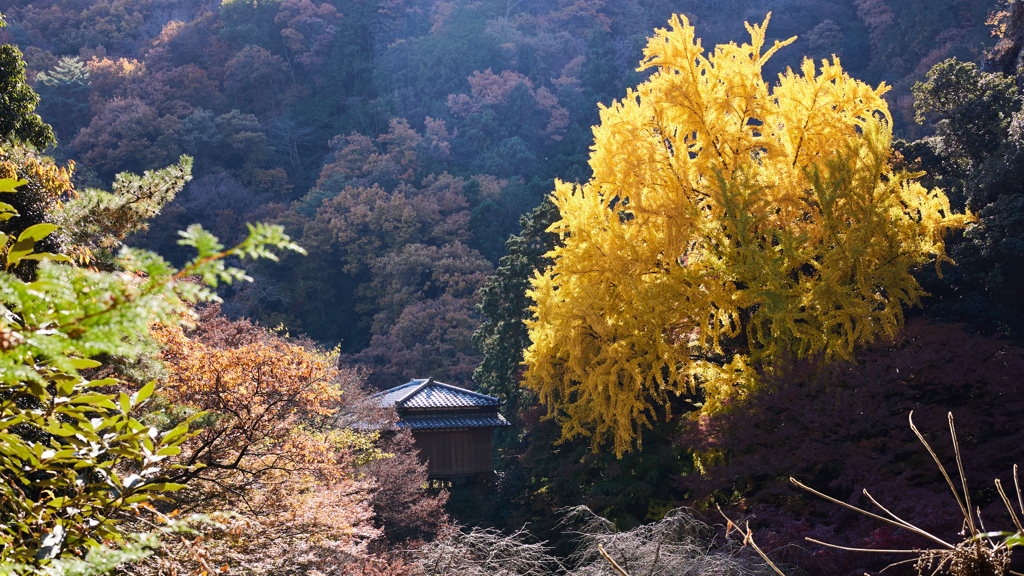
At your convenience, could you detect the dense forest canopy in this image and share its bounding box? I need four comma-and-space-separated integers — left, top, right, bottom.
0, 0, 1007, 389
0, 0, 1023, 574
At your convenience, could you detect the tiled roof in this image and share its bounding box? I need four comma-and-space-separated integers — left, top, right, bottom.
398, 411, 510, 430
376, 379, 431, 407
375, 378, 503, 410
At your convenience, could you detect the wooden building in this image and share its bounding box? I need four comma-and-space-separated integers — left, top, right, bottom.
376, 378, 509, 478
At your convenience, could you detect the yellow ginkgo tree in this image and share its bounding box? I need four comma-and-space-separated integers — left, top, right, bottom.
523, 14, 972, 457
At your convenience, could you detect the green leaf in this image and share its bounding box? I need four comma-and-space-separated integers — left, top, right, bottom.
0, 415, 27, 431
155, 445, 181, 457
17, 223, 58, 243
139, 483, 186, 492
20, 253, 72, 263
0, 178, 26, 193
131, 380, 157, 406
68, 359, 102, 370
6, 238, 35, 268
161, 422, 190, 444
68, 393, 118, 410
0, 433, 31, 458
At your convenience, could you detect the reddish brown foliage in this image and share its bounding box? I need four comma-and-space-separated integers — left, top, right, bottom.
150, 306, 383, 573
346, 294, 483, 389
361, 429, 450, 545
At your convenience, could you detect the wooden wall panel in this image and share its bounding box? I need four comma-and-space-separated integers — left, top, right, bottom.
413, 430, 489, 477
472, 430, 491, 472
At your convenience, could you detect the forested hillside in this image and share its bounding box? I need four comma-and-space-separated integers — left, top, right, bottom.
0, 0, 1006, 387
1, 0, 1023, 574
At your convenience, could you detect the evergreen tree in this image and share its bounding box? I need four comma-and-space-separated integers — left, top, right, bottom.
35, 57, 91, 144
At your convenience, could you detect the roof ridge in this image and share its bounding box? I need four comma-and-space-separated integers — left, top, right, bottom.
393, 377, 432, 406
427, 380, 501, 403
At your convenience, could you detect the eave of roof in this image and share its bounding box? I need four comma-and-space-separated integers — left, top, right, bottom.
398, 411, 510, 431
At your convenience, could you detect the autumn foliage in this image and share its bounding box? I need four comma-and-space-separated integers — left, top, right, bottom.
524, 14, 971, 456
151, 307, 384, 572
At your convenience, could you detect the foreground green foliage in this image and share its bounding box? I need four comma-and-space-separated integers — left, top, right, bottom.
0, 171, 302, 565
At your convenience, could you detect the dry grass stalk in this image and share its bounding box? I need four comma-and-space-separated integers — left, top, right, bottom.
790, 412, 1024, 576
597, 544, 630, 576
715, 506, 788, 576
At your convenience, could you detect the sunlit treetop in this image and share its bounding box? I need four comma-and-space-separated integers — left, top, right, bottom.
523, 14, 972, 457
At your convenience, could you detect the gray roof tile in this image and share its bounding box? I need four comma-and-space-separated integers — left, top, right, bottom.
399, 412, 510, 430
375, 378, 502, 409
376, 379, 430, 407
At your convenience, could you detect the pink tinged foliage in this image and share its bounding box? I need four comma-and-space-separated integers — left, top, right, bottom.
468, 69, 534, 106
423, 116, 452, 160
85, 56, 145, 104
855, 0, 895, 54
361, 429, 450, 544
320, 131, 378, 185
142, 15, 221, 71
71, 97, 165, 173
124, 63, 225, 115
376, 118, 425, 181
448, 69, 569, 142
446, 93, 475, 117
319, 118, 451, 187
302, 176, 472, 275
201, 478, 382, 574
914, 28, 969, 75
148, 306, 388, 573
223, 45, 289, 115
429, 1, 456, 35
346, 294, 484, 389
367, 241, 492, 334
552, 56, 584, 90
274, 0, 343, 73
534, 86, 569, 141
535, 0, 612, 34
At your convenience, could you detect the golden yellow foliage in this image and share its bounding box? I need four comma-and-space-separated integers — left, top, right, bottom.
523, 14, 972, 457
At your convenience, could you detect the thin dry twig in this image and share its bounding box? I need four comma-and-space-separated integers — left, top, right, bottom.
995, 479, 1023, 535
789, 477, 954, 549
598, 543, 632, 576
790, 411, 1023, 576
717, 505, 788, 576
1015, 464, 1023, 519
802, 537, 920, 555
861, 488, 934, 535
949, 413, 979, 537
909, 411, 972, 530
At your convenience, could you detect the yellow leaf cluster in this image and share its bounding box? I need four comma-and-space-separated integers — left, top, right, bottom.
523, 14, 972, 457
